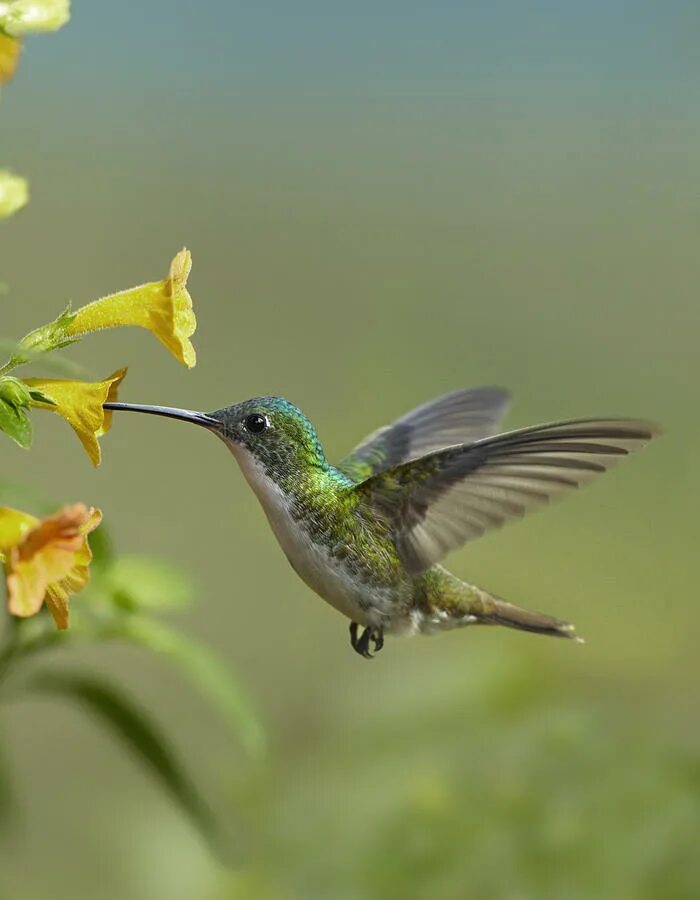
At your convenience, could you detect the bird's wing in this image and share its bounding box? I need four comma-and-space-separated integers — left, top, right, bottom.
356, 418, 659, 573
337, 386, 510, 481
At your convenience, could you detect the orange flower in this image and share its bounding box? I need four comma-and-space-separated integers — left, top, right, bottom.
0, 503, 101, 629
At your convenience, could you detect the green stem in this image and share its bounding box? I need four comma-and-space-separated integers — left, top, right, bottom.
0, 626, 20, 685
0, 620, 66, 688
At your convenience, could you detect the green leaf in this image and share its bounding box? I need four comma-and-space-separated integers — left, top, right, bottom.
27, 389, 56, 406
0, 375, 31, 408
0, 396, 32, 447
103, 556, 194, 611
114, 617, 265, 760
28, 671, 217, 843
0, 377, 33, 445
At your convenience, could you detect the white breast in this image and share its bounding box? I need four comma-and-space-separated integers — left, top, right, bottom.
228, 445, 391, 626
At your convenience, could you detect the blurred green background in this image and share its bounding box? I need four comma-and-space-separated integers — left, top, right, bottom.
1, 1, 699, 897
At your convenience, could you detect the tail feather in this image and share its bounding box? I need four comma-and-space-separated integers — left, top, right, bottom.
478, 596, 583, 642
421, 568, 583, 642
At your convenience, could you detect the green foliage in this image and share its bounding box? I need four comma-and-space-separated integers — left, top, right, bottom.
0, 515, 265, 850
0, 376, 54, 448
0, 1, 260, 862
217, 653, 700, 900
102, 556, 195, 612
28, 671, 216, 842
0, 741, 14, 833
0, 401, 31, 447
0, 304, 80, 439
0, 376, 32, 447
113, 617, 266, 760
76, 534, 265, 758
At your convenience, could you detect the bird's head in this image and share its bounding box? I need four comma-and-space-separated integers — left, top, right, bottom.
209, 396, 325, 475
104, 396, 326, 482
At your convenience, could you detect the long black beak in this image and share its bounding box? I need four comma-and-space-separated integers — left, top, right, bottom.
103, 402, 220, 430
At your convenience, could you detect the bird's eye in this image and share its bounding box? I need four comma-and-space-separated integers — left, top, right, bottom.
244, 413, 268, 434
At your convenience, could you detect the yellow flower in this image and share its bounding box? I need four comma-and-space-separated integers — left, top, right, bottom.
0, 30, 20, 84
25, 367, 126, 466
0, 503, 101, 630
0, 169, 28, 217
65, 249, 197, 368
0, 1, 70, 35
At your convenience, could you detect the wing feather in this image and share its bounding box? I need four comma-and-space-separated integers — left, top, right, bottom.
358, 418, 660, 572
337, 386, 510, 481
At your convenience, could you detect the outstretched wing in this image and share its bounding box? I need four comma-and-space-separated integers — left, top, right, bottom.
337, 386, 510, 481
357, 418, 659, 573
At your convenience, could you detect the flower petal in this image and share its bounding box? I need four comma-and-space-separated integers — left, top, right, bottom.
6, 547, 48, 617
148, 249, 197, 368
0, 505, 38, 551
45, 557, 88, 628
2, 503, 101, 628
0, 0, 71, 36
66, 249, 197, 368
0, 32, 21, 85
43, 505, 100, 628
0, 169, 28, 217
25, 368, 127, 466
0, 506, 44, 615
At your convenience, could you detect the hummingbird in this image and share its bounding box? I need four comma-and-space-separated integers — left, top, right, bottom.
104, 388, 658, 658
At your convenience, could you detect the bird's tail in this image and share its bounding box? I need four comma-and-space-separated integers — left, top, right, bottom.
423, 568, 583, 642
475, 595, 583, 642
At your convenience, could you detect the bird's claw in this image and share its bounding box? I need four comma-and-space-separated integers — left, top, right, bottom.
349, 622, 384, 659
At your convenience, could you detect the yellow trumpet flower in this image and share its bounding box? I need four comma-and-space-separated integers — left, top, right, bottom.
65, 249, 197, 368
0, 1, 70, 36
0, 503, 101, 630
0, 31, 20, 84
25, 368, 126, 466
0, 169, 28, 217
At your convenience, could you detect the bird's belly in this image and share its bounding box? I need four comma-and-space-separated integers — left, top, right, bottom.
270, 508, 391, 627
234, 451, 395, 626
291, 548, 377, 624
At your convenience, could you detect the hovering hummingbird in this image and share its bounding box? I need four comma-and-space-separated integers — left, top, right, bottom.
104, 389, 658, 658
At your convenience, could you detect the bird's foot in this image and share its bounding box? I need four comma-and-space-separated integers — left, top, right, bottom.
349, 622, 384, 659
